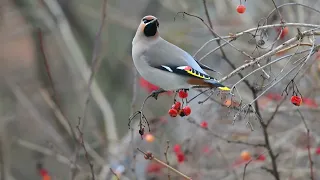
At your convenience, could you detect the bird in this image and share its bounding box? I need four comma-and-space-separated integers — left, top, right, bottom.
132, 15, 230, 98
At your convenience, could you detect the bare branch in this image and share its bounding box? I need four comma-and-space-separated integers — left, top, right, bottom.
186, 118, 265, 147
297, 110, 314, 180
219, 29, 320, 83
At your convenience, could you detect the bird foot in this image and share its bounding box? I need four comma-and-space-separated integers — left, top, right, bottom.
150, 88, 166, 100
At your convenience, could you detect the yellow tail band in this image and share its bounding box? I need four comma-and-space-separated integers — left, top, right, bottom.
218, 86, 231, 91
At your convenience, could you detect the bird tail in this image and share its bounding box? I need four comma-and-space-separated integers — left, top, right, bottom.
205, 79, 230, 91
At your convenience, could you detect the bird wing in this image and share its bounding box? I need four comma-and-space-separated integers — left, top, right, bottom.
153, 65, 230, 91
144, 38, 208, 74
153, 65, 211, 80
141, 38, 230, 91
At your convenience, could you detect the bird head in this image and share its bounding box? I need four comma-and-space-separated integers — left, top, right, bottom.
135, 15, 160, 40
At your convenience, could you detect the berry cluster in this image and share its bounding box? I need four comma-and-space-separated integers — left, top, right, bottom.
168, 90, 191, 117
282, 80, 303, 106
291, 95, 302, 106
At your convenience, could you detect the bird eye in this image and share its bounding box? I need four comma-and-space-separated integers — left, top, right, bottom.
142, 18, 153, 24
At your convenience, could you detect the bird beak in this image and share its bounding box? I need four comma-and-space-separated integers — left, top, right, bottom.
146, 18, 159, 27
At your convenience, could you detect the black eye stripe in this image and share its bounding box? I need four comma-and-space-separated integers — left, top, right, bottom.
143, 18, 153, 23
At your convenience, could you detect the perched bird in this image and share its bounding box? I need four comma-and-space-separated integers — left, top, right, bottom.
132, 15, 230, 96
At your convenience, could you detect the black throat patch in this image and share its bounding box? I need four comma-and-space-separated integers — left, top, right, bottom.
144, 22, 157, 37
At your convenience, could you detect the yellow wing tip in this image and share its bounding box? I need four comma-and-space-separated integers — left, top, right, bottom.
218, 86, 231, 91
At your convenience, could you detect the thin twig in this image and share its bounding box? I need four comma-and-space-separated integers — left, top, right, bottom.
243, 151, 268, 180
270, 0, 284, 23
38, 29, 56, 97
164, 140, 171, 180
38, 29, 80, 142
186, 118, 265, 147
230, 49, 311, 91
216, 146, 239, 180
276, 43, 312, 54
137, 148, 192, 180
176, 12, 254, 60
129, 68, 139, 174
195, 23, 320, 60
202, 0, 228, 60
297, 110, 314, 180
110, 168, 120, 180
80, 0, 108, 129
76, 119, 95, 180
219, 29, 320, 83
188, 4, 257, 101
14, 137, 81, 169
266, 98, 287, 126
266, 3, 320, 24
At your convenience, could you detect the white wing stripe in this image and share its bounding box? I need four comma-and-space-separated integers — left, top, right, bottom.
161, 65, 173, 72
176, 66, 188, 70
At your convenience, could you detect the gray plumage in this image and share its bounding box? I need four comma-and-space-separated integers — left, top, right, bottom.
132, 15, 230, 91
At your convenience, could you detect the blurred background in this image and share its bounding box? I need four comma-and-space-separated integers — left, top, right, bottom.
1, 0, 320, 179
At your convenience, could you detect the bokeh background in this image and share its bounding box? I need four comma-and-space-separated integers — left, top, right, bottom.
1, 0, 320, 179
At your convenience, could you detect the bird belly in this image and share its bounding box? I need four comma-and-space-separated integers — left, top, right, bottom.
138, 67, 191, 91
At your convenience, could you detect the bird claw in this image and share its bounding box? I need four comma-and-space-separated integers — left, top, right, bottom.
150, 89, 166, 100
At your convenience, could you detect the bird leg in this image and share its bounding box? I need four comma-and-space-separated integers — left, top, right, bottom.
150, 88, 166, 100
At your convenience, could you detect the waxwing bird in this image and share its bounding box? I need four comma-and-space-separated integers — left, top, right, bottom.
132, 15, 230, 95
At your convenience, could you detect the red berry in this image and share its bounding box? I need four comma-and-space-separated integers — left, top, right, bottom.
183, 106, 191, 116
202, 146, 211, 154
39, 169, 48, 176
200, 121, 208, 128
178, 90, 188, 99
172, 101, 181, 110
256, 154, 266, 161
291, 96, 302, 106
236, 5, 246, 14
176, 152, 185, 163
316, 147, 320, 155
173, 144, 181, 153
276, 27, 289, 39
266, 93, 282, 101
241, 151, 251, 161
146, 163, 164, 173
168, 108, 178, 117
